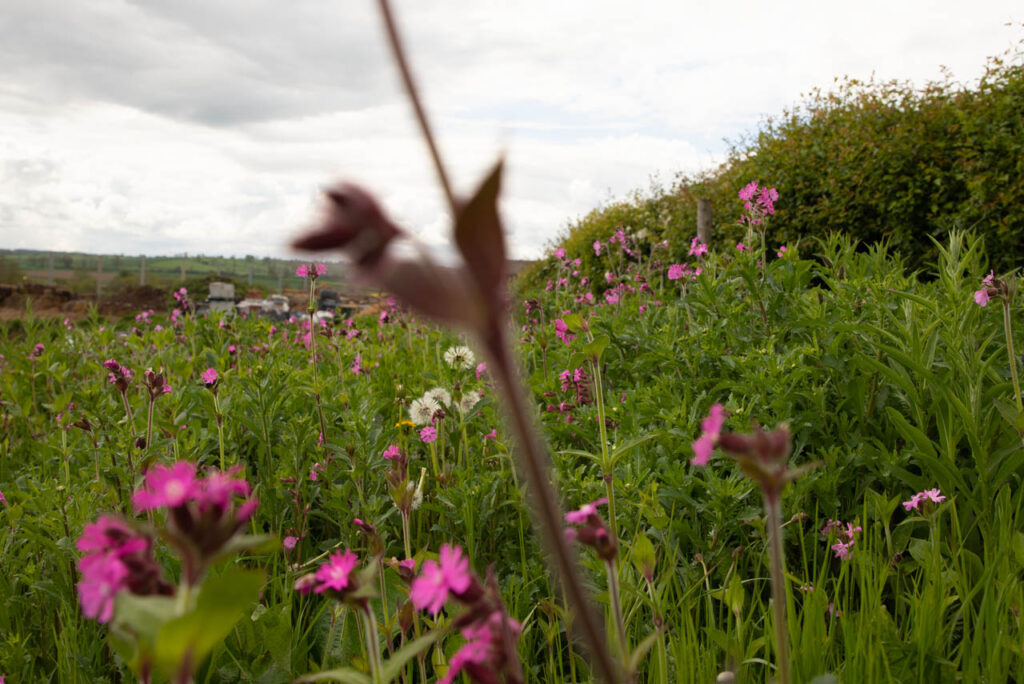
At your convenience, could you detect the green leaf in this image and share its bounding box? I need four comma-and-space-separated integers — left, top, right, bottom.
292, 668, 371, 684
153, 568, 265, 675
379, 629, 443, 683
628, 628, 663, 673
630, 533, 656, 579
583, 335, 610, 360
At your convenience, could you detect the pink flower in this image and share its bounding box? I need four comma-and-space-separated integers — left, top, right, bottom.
132, 462, 199, 511
738, 181, 759, 202
440, 612, 522, 684
565, 498, 608, 524
974, 289, 990, 306
420, 426, 438, 443
554, 248, 566, 260
667, 264, 685, 281
553, 318, 576, 346
736, 242, 746, 252
604, 290, 619, 305
831, 540, 853, 561
902, 488, 946, 511
776, 245, 787, 258
410, 544, 472, 614
475, 362, 487, 380
0, 488, 6, 506
296, 264, 309, 278
688, 237, 708, 257
315, 263, 327, 276
314, 549, 359, 593
382, 445, 401, 460
200, 367, 218, 386
983, 270, 995, 286
283, 536, 298, 550
77, 554, 128, 623
484, 429, 498, 440
196, 466, 251, 510
593, 240, 602, 256
690, 404, 725, 466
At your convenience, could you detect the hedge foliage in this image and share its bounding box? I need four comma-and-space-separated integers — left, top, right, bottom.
519, 41, 1024, 293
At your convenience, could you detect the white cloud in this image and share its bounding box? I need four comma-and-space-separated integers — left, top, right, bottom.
0, 0, 1020, 260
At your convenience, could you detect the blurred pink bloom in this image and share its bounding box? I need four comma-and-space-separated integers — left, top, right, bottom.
690, 403, 726, 466
553, 318, 576, 346
554, 248, 566, 260
974, 289, 990, 306
476, 362, 487, 380
314, 549, 359, 593
315, 263, 327, 276
604, 290, 619, 305
667, 264, 685, 280
296, 264, 309, 277
410, 543, 472, 614
565, 498, 608, 524
689, 237, 708, 257
200, 368, 218, 386
593, 240, 602, 256
420, 426, 438, 443
132, 462, 199, 511
736, 242, 746, 252
983, 270, 995, 286
484, 429, 498, 440
738, 181, 759, 201
77, 554, 128, 623
283, 536, 298, 550
776, 245, 787, 258
382, 445, 401, 460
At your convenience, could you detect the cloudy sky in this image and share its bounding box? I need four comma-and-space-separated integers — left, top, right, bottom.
0, 1, 1020, 260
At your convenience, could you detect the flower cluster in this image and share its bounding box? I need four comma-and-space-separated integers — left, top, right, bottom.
553, 318, 576, 346
738, 181, 779, 225
103, 359, 133, 393
296, 263, 328, 279
558, 367, 591, 405
409, 544, 521, 684
903, 488, 945, 512
822, 519, 862, 561
132, 462, 258, 583
76, 516, 173, 623
973, 270, 1008, 307
142, 368, 172, 399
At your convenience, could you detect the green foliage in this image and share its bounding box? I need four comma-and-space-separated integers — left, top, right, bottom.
1, 230, 1023, 681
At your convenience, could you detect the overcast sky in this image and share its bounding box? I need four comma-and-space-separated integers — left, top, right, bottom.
0, 1, 1020, 261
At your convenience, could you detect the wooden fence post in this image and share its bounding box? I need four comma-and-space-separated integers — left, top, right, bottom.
697, 199, 712, 244
140, 255, 146, 286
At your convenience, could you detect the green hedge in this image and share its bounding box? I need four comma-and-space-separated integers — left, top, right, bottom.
519, 41, 1024, 291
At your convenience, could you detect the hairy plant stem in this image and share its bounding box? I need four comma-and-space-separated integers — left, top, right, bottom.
486, 322, 618, 683
764, 490, 791, 684
1002, 299, 1022, 412
377, 1, 614, 677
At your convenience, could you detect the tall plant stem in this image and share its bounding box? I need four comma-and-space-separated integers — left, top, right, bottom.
308, 279, 329, 445
606, 560, 630, 675
213, 393, 226, 470
764, 491, 791, 684
362, 604, 383, 684
486, 323, 617, 683
1002, 299, 1022, 412
120, 391, 136, 474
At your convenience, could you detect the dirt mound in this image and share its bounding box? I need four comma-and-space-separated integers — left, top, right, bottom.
0, 283, 169, 320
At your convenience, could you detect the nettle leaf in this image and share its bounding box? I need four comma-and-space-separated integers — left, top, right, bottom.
153, 568, 265, 675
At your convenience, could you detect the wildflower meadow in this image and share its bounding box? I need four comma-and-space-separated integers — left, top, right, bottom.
2, 6, 1023, 683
